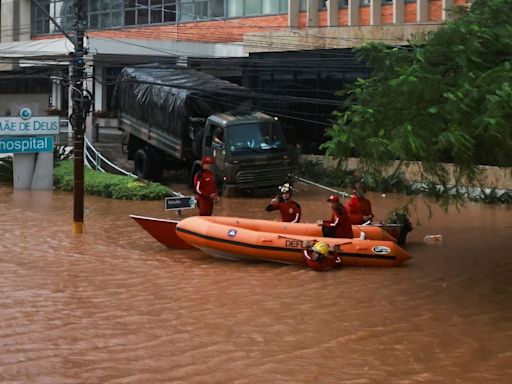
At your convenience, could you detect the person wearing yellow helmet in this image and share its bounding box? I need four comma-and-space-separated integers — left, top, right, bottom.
303, 241, 342, 272
311, 241, 330, 261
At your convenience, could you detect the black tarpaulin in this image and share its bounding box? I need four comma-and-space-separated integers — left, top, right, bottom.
114, 65, 253, 137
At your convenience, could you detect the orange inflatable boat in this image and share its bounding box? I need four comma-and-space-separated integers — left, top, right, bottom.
130, 214, 193, 249
176, 216, 412, 267
131, 214, 398, 249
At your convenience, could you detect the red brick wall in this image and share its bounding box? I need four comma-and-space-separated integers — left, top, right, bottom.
360, 7, 370, 26
338, 8, 348, 26
382, 4, 394, 24
319, 10, 327, 26
405, 3, 417, 23
429, 0, 442, 21
33, 15, 289, 43
88, 15, 289, 43
299, 12, 308, 28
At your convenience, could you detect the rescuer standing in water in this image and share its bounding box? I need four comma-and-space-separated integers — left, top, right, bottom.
194, 156, 218, 216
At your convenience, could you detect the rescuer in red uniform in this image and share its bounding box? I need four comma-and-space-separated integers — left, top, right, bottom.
265, 183, 301, 223
345, 181, 374, 225
194, 156, 218, 216
317, 195, 354, 239
303, 241, 342, 272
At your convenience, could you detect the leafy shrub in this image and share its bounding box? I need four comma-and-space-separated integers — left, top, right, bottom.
297, 158, 511, 205
54, 145, 73, 163
54, 160, 171, 200
471, 187, 512, 205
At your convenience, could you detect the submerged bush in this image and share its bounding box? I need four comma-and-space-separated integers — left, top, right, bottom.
296, 158, 511, 206
54, 160, 171, 200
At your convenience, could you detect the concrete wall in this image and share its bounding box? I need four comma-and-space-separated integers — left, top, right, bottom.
244, 23, 442, 53
0, 0, 31, 70
300, 155, 512, 190
0, 93, 49, 116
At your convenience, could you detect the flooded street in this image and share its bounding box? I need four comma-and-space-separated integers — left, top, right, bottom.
1, 182, 511, 383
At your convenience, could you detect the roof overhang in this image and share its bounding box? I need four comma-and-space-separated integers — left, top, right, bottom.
0, 36, 246, 67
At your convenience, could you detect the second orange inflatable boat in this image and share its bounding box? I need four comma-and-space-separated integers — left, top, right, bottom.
176, 216, 412, 267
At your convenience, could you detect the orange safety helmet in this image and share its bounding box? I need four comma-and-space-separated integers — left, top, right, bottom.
201, 156, 215, 165
326, 194, 340, 203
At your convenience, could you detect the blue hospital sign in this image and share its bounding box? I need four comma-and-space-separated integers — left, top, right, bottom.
0, 136, 54, 154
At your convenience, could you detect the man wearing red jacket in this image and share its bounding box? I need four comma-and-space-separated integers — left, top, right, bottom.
265, 183, 301, 223
194, 156, 218, 216
345, 181, 374, 225
303, 241, 342, 272
317, 195, 354, 239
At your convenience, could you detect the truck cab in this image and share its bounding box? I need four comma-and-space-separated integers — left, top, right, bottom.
198, 111, 291, 196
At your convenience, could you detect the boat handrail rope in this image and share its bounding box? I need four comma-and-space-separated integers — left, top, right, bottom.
298, 177, 351, 198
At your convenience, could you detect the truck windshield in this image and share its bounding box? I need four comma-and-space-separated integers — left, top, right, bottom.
227, 123, 286, 153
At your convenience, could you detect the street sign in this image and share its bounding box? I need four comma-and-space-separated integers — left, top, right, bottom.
0, 136, 54, 154
165, 196, 196, 211
0, 116, 60, 136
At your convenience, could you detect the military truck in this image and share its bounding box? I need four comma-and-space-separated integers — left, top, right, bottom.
114, 66, 291, 196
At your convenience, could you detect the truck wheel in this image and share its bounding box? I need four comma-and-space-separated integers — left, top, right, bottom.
134, 147, 164, 182
134, 149, 151, 180
147, 147, 163, 181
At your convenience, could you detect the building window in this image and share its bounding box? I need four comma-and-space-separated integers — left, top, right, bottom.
179, 0, 208, 21
31, 0, 75, 34
89, 0, 123, 29
339, 0, 348, 7
262, 0, 287, 14
124, 0, 176, 26
300, 0, 329, 11
228, 0, 287, 18
179, 0, 226, 21
31, 0, 293, 35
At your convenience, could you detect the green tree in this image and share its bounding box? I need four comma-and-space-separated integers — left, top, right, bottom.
323, 0, 512, 200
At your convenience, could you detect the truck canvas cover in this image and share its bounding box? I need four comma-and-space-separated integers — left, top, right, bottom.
114, 65, 253, 137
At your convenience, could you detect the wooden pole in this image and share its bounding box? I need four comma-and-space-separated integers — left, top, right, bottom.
71, 1, 88, 234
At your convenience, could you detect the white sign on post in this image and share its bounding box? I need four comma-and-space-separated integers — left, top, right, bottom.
0, 108, 59, 136
0, 107, 60, 190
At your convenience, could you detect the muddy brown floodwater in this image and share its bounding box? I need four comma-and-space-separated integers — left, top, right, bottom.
1, 182, 511, 384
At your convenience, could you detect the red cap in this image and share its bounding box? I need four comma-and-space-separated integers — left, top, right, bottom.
327, 195, 340, 203
201, 156, 214, 165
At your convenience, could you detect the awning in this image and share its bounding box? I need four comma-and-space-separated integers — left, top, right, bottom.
0, 36, 246, 64
0, 38, 73, 58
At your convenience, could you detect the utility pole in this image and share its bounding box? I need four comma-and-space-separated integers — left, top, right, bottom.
32, 0, 90, 233
70, 0, 90, 234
